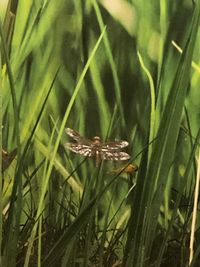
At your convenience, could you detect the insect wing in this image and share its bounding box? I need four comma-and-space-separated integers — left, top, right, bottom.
101, 140, 129, 151
65, 143, 93, 157
65, 128, 130, 163
100, 151, 130, 161
65, 128, 83, 141
65, 128, 92, 145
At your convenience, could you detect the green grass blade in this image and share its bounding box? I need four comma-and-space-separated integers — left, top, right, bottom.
0, 30, 2, 266
2, 68, 58, 267
2, 1, 200, 266
137, 51, 156, 156
0, 17, 20, 157
144, 0, 200, 258
92, 0, 125, 127
123, 1, 200, 265
23, 26, 106, 267
155, 127, 200, 266
123, 145, 149, 266
41, 198, 96, 267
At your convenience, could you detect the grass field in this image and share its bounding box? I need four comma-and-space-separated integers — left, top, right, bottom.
1, 1, 200, 266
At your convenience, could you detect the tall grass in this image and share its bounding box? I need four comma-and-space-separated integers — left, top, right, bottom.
1, 0, 200, 267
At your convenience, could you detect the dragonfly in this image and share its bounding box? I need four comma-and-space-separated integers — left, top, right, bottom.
65, 128, 130, 166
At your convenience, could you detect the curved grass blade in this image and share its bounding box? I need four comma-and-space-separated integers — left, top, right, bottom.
92, 0, 125, 127
123, 1, 200, 265
2, 68, 59, 267
23, 26, 106, 267
41, 197, 96, 267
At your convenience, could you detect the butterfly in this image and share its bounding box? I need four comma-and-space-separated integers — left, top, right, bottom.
65, 128, 130, 165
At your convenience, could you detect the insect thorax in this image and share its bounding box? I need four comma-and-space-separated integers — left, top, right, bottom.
92, 136, 101, 145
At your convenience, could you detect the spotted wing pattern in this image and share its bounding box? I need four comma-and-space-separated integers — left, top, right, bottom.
101, 140, 129, 150
65, 128, 130, 162
65, 128, 93, 156
100, 151, 130, 160
65, 128, 92, 144
65, 143, 93, 157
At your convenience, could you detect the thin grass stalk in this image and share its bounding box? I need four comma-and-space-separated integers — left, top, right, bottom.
189, 244, 200, 267
0, 17, 20, 158
98, 199, 112, 267
24, 27, 106, 266
1, 0, 16, 54
89, 59, 110, 134
155, 127, 200, 266
92, 0, 125, 127
81, 169, 99, 266
144, 1, 200, 256
61, 236, 77, 267
3, 155, 22, 267
21, 68, 60, 163
35, 138, 83, 196
123, 146, 149, 266
2, 69, 58, 258
2, 68, 59, 266
184, 107, 197, 176
0, 35, 2, 266
189, 149, 200, 264
172, 40, 200, 74
24, 120, 58, 266
105, 103, 118, 140
137, 51, 156, 159
82, 165, 104, 267
123, 4, 200, 263
41, 198, 97, 266
11, 1, 65, 74
158, 0, 168, 86
1, 18, 26, 262
38, 216, 42, 267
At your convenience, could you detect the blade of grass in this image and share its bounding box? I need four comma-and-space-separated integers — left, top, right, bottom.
2, 68, 59, 267
0, 17, 20, 158
172, 40, 200, 74
89, 58, 110, 136
189, 149, 200, 264
0, 31, 2, 266
137, 51, 156, 158
92, 0, 125, 127
34, 138, 83, 196
123, 143, 149, 266
157, 0, 168, 85
41, 197, 96, 267
123, 1, 200, 265
24, 26, 106, 267
0, 14, 22, 267
11, 1, 65, 74
144, 0, 200, 258
99, 195, 113, 267
189, 243, 200, 267
39, 119, 58, 267
155, 127, 200, 267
